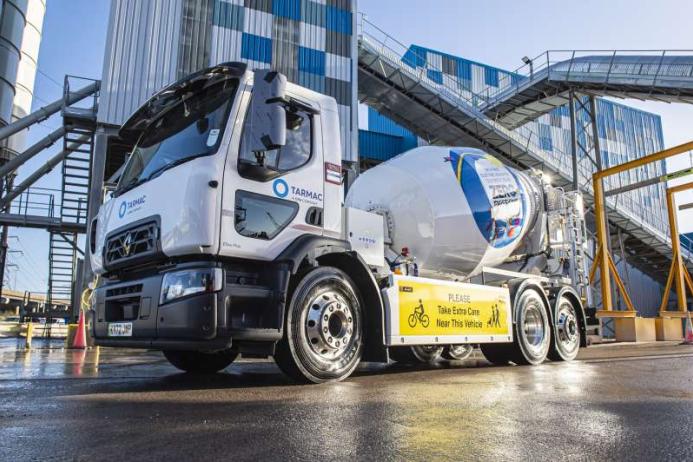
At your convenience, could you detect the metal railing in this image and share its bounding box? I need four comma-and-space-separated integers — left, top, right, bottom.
9, 187, 59, 218
63, 75, 100, 116
358, 18, 680, 257
480, 49, 693, 105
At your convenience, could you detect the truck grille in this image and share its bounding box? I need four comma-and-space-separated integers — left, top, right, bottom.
105, 222, 158, 265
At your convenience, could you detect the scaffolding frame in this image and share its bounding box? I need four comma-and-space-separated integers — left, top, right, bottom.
591, 140, 693, 318
659, 181, 693, 316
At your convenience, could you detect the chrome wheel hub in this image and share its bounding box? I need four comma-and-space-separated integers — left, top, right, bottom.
522, 302, 547, 357
556, 301, 579, 353
305, 290, 354, 360
448, 344, 473, 360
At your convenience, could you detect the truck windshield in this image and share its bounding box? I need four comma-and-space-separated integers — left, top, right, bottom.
116, 77, 239, 195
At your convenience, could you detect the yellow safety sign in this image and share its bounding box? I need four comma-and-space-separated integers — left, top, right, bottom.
397, 278, 511, 336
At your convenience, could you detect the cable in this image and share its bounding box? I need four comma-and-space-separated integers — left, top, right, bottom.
36, 68, 64, 90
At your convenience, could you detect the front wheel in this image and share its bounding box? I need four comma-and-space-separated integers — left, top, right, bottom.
274, 267, 364, 383
163, 349, 238, 374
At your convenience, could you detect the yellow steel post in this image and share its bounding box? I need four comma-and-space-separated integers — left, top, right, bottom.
592, 176, 612, 312
660, 181, 693, 314
591, 140, 693, 317
667, 187, 686, 312
25, 322, 33, 349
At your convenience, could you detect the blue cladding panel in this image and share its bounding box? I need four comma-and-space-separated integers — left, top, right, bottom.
273, 0, 301, 20
457, 60, 471, 81
326, 6, 352, 35
213, 1, 244, 30
301, 0, 326, 27
485, 67, 499, 87
298, 71, 325, 93
510, 73, 524, 86
403, 45, 426, 68
298, 46, 325, 75
368, 109, 414, 138
241, 33, 272, 63
359, 130, 410, 161
427, 69, 443, 84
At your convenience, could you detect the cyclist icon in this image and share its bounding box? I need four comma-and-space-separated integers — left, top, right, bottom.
408, 299, 430, 328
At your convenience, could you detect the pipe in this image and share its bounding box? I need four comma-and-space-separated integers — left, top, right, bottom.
0, 127, 67, 179
0, 82, 99, 143
0, 134, 90, 209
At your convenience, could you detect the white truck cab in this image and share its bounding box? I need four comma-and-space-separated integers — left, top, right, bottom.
90, 63, 587, 383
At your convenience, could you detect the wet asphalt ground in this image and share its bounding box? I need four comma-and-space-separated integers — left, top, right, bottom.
0, 339, 692, 461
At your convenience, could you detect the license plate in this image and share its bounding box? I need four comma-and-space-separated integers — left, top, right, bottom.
108, 322, 133, 337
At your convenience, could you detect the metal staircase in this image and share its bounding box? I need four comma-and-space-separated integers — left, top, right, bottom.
477, 50, 693, 129
45, 76, 98, 311
355, 17, 693, 285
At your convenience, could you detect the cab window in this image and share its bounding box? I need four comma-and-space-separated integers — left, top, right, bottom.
238, 105, 312, 176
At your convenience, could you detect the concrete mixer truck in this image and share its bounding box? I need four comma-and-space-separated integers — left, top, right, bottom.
88, 63, 589, 383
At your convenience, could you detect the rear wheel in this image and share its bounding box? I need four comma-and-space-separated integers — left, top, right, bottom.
548, 295, 581, 361
511, 287, 550, 365
480, 343, 512, 365
480, 286, 550, 366
274, 267, 364, 383
163, 349, 238, 374
443, 344, 474, 361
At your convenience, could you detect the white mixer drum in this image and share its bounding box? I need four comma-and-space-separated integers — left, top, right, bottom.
346, 146, 541, 277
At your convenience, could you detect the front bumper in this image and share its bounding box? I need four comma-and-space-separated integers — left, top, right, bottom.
92, 261, 287, 351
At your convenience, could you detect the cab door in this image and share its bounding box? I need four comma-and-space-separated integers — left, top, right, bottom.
219, 88, 325, 261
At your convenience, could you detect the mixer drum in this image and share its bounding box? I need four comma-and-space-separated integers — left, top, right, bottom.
346, 146, 542, 277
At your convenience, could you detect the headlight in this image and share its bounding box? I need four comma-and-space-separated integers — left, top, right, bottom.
159, 268, 223, 305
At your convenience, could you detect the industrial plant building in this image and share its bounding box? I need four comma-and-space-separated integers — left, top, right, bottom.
0, 0, 690, 322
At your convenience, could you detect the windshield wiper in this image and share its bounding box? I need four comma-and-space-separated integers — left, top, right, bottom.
114, 154, 207, 197
114, 176, 147, 197
145, 154, 205, 183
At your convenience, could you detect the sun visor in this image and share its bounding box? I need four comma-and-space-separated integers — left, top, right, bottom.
118, 62, 247, 142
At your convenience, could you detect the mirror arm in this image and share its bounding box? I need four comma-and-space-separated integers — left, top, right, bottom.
268, 96, 321, 116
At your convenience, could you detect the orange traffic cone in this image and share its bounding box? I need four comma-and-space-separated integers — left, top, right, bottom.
683, 312, 693, 345
72, 309, 87, 349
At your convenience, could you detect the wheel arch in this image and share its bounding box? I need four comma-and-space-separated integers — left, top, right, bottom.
508, 279, 551, 324
316, 251, 388, 363
276, 235, 388, 363
275, 234, 351, 274
548, 286, 588, 348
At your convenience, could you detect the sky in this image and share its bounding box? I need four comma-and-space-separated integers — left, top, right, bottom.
7, 0, 693, 293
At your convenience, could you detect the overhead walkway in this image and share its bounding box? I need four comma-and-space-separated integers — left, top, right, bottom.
356, 21, 693, 280
477, 51, 693, 129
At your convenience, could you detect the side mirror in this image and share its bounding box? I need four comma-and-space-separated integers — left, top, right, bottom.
248, 70, 287, 153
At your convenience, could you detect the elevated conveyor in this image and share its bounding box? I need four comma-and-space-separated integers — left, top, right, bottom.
356, 23, 693, 281
478, 51, 693, 129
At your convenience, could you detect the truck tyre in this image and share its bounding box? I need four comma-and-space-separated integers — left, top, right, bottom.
548, 294, 581, 361
163, 349, 238, 374
411, 345, 444, 363
274, 266, 364, 383
510, 287, 550, 365
443, 344, 474, 361
479, 343, 512, 365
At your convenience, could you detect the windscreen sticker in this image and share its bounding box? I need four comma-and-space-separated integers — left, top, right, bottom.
206, 128, 220, 147
448, 150, 527, 248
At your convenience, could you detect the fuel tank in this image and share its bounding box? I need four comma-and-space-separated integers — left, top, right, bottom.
346, 147, 543, 277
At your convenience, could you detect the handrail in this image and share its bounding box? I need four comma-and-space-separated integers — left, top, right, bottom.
358, 18, 674, 244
